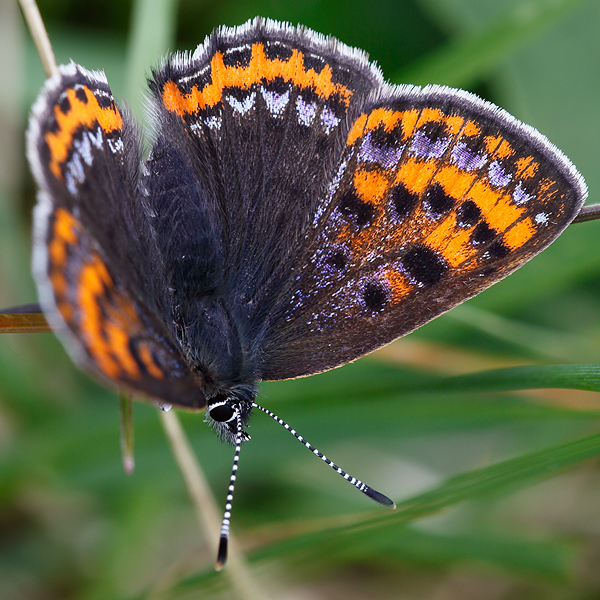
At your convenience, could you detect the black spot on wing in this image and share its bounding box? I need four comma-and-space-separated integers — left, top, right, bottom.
225, 86, 253, 102
303, 53, 327, 73
370, 123, 404, 148
74, 87, 88, 103
488, 240, 510, 258
457, 200, 481, 227
95, 92, 116, 110
262, 76, 289, 95
472, 222, 495, 244
59, 95, 71, 114
198, 103, 221, 120
298, 87, 320, 104
363, 282, 387, 311
425, 183, 455, 216
174, 68, 211, 95
390, 183, 419, 219
413, 120, 450, 146
46, 115, 60, 134
325, 249, 348, 271
338, 190, 376, 228
401, 245, 447, 286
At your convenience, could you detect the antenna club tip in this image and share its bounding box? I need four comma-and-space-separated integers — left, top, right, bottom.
216, 536, 228, 570
378, 495, 395, 509
366, 487, 396, 509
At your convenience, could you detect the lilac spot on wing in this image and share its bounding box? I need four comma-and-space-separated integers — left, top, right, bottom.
314, 245, 350, 278
535, 212, 549, 225
227, 92, 256, 115
513, 181, 534, 205
488, 161, 512, 187
451, 141, 487, 171
312, 159, 349, 226
205, 115, 222, 131
65, 154, 85, 195
358, 131, 404, 169
296, 95, 317, 126
71, 130, 97, 167
321, 106, 340, 134
106, 136, 123, 154
409, 130, 450, 159
260, 86, 289, 116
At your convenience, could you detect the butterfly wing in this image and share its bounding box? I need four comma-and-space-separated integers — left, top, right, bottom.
146, 18, 383, 333
28, 64, 206, 408
261, 85, 587, 380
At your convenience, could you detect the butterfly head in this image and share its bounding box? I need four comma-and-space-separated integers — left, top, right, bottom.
205, 387, 254, 444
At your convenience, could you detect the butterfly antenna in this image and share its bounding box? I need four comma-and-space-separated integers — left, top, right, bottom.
215, 411, 244, 570
252, 402, 396, 509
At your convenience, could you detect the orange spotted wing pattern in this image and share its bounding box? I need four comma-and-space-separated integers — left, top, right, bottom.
262, 87, 587, 379
28, 63, 205, 408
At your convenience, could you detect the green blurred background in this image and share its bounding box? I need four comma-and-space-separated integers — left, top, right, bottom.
2, 0, 600, 598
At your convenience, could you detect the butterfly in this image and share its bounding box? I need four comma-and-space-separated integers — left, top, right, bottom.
26, 17, 587, 567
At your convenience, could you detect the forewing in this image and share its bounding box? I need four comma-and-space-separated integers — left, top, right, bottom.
147, 17, 382, 320
28, 64, 205, 408
262, 85, 587, 380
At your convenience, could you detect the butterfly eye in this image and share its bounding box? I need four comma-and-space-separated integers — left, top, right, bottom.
208, 398, 236, 422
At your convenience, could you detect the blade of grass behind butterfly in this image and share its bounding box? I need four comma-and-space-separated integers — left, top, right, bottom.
262, 430, 600, 552
244, 524, 574, 583
314, 361, 600, 399
256, 361, 600, 488
262, 358, 600, 409
444, 305, 600, 364
124, 0, 177, 122
251, 529, 576, 587
416, 364, 600, 397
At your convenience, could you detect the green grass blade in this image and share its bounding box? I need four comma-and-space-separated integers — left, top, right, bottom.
124, 0, 179, 119
428, 364, 600, 395
264, 359, 600, 409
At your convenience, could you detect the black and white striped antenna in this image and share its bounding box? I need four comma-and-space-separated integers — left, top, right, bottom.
215, 401, 395, 569
216, 410, 244, 570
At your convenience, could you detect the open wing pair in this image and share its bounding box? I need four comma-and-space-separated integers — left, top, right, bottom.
27, 17, 587, 409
